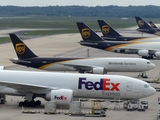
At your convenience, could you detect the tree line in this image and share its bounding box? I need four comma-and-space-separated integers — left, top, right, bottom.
0, 5, 160, 18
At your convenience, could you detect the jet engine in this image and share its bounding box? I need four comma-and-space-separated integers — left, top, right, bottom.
92, 67, 106, 74
45, 89, 73, 105
137, 50, 148, 56
154, 52, 160, 57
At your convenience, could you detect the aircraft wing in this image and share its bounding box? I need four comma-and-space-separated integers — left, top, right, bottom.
60, 63, 105, 72
0, 80, 57, 94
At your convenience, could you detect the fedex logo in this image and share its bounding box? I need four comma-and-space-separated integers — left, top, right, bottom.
78, 78, 120, 91
54, 95, 67, 100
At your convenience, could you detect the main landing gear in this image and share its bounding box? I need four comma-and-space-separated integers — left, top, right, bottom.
19, 100, 41, 107
142, 55, 153, 59
138, 72, 148, 78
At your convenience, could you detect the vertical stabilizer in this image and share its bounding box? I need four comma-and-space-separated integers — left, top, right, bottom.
97, 20, 121, 37
76, 22, 103, 41
9, 33, 37, 59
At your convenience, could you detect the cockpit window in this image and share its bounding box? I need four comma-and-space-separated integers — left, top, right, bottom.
147, 62, 150, 64
144, 84, 149, 88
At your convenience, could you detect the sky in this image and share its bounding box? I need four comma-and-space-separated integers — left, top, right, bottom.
0, 0, 160, 7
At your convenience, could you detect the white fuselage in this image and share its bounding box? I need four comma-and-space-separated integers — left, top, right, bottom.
41, 58, 154, 72
131, 37, 160, 42
0, 70, 156, 100
107, 42, 160, 54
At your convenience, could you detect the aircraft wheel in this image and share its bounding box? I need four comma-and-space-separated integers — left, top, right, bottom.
143, 76, 148, 78
24, 100, 30, 107
142, 56, 147, 59
19, 102, 24, 107
30, 101, 36, 107
79, 70, 85, 73
1, 99, 4, 104
36, 100, 41, 106
148, 55, 153, 59
142, 56, 153, 59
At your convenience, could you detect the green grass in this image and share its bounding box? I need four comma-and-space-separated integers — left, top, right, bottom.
0, 16, 159, 29
0, 37, 11, 43
0, 16, 141, 28
0, 16, 159, 43
22, 29, 78, 36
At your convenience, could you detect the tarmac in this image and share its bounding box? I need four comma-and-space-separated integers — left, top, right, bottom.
0, 29, 160, 120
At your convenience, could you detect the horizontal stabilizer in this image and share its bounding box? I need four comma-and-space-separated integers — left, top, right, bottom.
10, 58, 31, 64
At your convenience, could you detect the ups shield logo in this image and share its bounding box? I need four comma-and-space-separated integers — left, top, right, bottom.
82, 28, 90, 38
102, 25, 110, 34
16, 43, 25, 54
150, 23, 155, 28
138, 20, 144, 27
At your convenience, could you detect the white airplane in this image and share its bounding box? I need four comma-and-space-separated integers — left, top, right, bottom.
0, 69, 156, 107
9, 34, 155, 75
76, 22, 160, 59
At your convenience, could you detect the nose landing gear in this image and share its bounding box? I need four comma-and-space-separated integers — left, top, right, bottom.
142, 55, 153, 59
138, 72, 148, 78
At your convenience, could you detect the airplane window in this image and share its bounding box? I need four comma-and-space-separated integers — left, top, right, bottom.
144, 84, 149, 88
147, 62, 150, 64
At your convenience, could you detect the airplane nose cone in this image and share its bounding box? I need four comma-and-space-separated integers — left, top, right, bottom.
150, 87, 156, 95
150, 63, 155, 69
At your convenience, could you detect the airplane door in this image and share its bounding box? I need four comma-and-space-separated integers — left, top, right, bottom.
126, 82, 132, 91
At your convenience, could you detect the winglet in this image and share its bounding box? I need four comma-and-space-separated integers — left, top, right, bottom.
9, 33, 37, 59
97, 20, 121, 37
76, 22, 103, 41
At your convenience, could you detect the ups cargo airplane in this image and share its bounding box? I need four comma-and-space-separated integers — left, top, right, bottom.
76, 22, 160, 59
98, 20, 160, 42
97, 20, 146, 41
9, 33, 154, 75
135, 16, 160, 35
0, 69, 156, 107
149, 21, 160, 30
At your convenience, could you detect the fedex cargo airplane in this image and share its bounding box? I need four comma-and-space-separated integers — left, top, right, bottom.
0, 69, 156, 107
9, 33, 155, 74
76, 22, 160, 59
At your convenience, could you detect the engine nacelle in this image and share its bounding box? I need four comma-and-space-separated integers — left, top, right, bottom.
154, 52, 160, 57
92, 67, 106, 74
137, 50, 148, 56
45, 89, 73, 105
